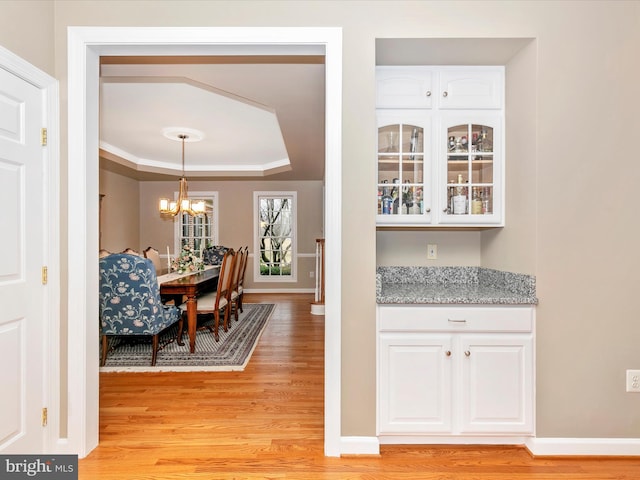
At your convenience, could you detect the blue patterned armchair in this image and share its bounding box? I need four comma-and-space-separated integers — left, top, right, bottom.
202, 245, 229, 266
99, 254, 183, 366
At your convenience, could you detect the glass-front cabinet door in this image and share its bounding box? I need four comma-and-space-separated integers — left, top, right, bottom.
377, 112, 432, 225
439, 114, 502, 225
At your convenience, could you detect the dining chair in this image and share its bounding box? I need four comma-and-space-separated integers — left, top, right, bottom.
202, 245, 229, 266
236, 246, 249, 314
99, 254, 183, 366
122, 247, 141, 256
179, 248, 236, 342
228, 246, 248, 321
143, 246, 163, 274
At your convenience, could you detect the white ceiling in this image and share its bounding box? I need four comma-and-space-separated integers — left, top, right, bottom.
99, 57, 326, 181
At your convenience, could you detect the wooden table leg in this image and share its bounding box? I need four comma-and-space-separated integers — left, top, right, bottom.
186, 294, 197, 353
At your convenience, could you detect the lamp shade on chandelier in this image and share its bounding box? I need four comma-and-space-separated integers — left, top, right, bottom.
159, 133, 205, 216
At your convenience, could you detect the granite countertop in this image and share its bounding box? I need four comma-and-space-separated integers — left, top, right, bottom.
376, 266, 538, 305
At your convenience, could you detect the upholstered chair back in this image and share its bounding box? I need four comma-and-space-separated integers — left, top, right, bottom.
143, 246, 163, 274
99, 254, 180, 336
203, 245, 229, 266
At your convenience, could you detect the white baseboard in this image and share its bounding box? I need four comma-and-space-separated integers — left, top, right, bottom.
526, 437, 640, 456
342, 436, 640, 457
340, 436, 380, 455
379, 435, 529, 445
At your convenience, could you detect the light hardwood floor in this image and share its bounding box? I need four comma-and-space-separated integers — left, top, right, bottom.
80, 293, 640, 479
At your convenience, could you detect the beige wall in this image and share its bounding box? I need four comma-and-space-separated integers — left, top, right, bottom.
377, 230, 481, 266
0, 1, 55, 75
98, 171, 323, 289
480, 39, 538, 274
139, 179, 323, 290
99, 169, 140, 253
3, 0, 639, 445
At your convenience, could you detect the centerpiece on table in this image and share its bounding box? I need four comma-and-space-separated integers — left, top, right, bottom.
171, 245, 204, 274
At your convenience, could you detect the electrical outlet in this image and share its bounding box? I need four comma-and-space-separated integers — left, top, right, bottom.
626, 370, 640, 393
427, 244, 438, 260
309, 271, 315, 279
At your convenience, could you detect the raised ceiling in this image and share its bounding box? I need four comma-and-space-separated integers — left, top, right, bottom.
99, 55, 326, 181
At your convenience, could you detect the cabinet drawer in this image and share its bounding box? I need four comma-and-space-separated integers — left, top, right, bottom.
378, 305, 533, 333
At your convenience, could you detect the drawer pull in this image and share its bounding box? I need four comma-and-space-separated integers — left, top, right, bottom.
445, 350, 451, 357
465, 350, 471, 357
448, 318, 467, 323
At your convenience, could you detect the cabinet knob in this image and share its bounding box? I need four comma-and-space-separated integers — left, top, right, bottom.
443, 208, 448, 213
443, 91, 448, 97
465, 350, 471, 357
445, 350, 451, 357
425, 90, 432, 97
425, 208, 431, 213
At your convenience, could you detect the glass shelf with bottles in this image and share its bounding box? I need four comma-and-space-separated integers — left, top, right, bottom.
443, 123, 496, 219
377, 123, 430, 220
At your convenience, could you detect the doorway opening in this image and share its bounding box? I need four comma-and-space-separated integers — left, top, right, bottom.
67, 27, 342, 458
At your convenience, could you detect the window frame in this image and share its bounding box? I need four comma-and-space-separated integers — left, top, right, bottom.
253, 191, 297, 283
173, 191, 219, 254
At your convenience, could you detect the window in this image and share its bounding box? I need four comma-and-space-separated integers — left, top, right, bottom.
254, 191, 297, 282
174, 192, 219, 254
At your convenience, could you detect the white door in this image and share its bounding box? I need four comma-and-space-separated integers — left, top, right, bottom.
459, 334, 533, 434
379, 334, 453, 434
0, 66, 46, 452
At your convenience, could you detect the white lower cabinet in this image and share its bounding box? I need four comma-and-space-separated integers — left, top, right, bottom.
377, 305, 534, 440
379, 334, 453, 433
458, 334, 533, 434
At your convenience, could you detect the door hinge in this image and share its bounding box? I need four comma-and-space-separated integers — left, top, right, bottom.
42, 407, 47, 427
42, 266, 48, 285
41, 127, 47, 146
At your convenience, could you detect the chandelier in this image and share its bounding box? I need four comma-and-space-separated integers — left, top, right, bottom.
159, 133, 205, 216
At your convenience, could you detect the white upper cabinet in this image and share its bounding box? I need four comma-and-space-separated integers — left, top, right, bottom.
438, 113, 503, 226
376, 66, 505, 228
377, 111, 434, 225
376, 67, 434, 109
438, 68, 504, 109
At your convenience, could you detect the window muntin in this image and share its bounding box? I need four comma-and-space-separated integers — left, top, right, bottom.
254, 191, 296, 282
174, 192, 218, 254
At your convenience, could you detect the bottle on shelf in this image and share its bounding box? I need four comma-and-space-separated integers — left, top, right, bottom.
453, 173, 466, 215
387, 131, 398, 152
471, 132, 479, 152
381, 180, 392, 214
402, 180, 413, 214
482, 186, 491, 214
478, 128, 492, 153
409, 128, 419, 160
471, 187, 483, 214
391, 178, 399, 214
413, 186, 423, 214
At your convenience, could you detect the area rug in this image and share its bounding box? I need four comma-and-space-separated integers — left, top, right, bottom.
100, 303, 275, 373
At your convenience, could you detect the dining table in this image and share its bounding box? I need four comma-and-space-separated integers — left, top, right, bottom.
158, 266, 220, 353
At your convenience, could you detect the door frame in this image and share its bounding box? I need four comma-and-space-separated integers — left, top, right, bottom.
0, 45, 60, 452
67, 27, 342, 458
